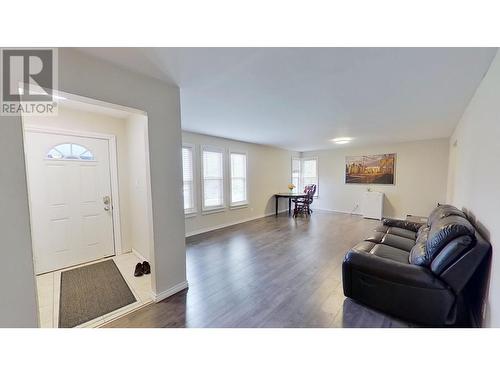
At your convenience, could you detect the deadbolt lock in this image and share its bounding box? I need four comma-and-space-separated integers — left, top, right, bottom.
103, 196, 112, 212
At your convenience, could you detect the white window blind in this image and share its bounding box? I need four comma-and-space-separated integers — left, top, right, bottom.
302, 158, 318, 194
202, 147, 225, 210
182, 146, 196, 213
230, 152, 247, 206
291, 157, 301, 193
291, 157, 319, 196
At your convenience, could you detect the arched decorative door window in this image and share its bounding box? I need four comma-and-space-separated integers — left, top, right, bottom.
47, 143, 95, 160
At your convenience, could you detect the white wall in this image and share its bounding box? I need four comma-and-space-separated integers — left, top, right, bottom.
0, 48, 186, 326
126, 114, 152, 260
183, 131, 298, 236
302, 138, 450, 219
447, 49, 500, 327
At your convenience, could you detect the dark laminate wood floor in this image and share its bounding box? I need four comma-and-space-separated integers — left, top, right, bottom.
104, 211, 410, 328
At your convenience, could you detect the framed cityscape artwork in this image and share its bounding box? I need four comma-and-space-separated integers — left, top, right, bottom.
345, 153, 396, 184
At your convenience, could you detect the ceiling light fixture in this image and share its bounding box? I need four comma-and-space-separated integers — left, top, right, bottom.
331, 137, 353, 144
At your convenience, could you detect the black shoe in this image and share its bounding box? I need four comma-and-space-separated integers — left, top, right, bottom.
134, 262, 144, 277
142, 261, 151, 275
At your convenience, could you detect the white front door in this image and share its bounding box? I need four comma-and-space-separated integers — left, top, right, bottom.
25, 131, 115, 274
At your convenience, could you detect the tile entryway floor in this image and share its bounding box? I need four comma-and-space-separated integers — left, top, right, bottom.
36, 252, 153, 328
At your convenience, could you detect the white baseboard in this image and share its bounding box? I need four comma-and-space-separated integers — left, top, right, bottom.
185, 209, 288, 237
131, 247, 149, 262
151, 280, 189, 302
315, 207, 363, 216
315, 207, 406, 221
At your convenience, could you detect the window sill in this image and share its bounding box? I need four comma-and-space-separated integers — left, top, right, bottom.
184, 211, 197, 218
202, 207, 226, 215
230, 203, 249, 210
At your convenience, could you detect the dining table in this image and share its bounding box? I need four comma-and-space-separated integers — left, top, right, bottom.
274, 192, 308, 216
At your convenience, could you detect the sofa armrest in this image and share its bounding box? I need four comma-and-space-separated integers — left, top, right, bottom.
343, 250, 447, 290
382, 218, 423, 232
440, 233, 492, 293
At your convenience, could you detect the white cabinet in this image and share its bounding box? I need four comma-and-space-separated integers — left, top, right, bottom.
362, 191, 384, 220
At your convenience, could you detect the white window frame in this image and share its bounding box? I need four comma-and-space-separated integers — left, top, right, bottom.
291, 156, 319, 197
201, 145, 226, 213
229, 150, 249, 208
46, 143, 96, 161
182, 143, 197, 216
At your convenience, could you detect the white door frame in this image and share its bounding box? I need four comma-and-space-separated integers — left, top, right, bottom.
23, 125, 124, 255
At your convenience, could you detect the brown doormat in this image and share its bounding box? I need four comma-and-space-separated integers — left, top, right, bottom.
59, 259, 136, 328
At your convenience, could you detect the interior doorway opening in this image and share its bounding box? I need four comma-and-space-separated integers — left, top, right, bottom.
21, 89, 155, 327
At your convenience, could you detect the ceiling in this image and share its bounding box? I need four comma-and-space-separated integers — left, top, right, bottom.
79, 48, 497, 151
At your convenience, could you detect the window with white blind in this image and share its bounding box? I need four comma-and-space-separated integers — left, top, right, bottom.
202, 146, 225, 211
230, 152, 248, 206
291, 157, 319, 196
302, 158, 318, 196
291, 157, 301, 193
182, 145, 196, 214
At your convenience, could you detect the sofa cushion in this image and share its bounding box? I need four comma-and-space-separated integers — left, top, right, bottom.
409, 241, 427, 266
416, 224, 431, 242
426, 216, 475, 262
417, 224, 429, 237
351, 241, 377, 253
427, 204, 466, 226
366, 231, 385, 243
387, 227, 417, 240
381, 234, 416, 252
382, 218, 423, 232
374, 224, 389, 234
370, 244, 410, 264
409, 226, 430, 266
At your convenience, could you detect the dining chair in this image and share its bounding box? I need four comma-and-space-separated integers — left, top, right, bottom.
293, 184, 317, 217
